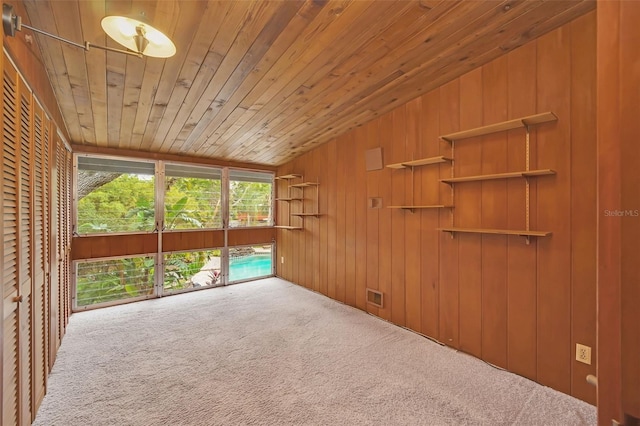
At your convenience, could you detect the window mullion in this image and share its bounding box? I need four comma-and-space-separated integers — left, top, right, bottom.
155, 160, 164, 296
221, 167, 229, 285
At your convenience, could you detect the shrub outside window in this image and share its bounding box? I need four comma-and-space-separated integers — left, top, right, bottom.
228, 169, 273, 228
75, 256, 155, 307
164, 163, 222, 230
76, 157, 155, 234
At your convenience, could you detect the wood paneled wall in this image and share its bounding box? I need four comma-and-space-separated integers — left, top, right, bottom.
2, 35, 72, 426
276, 12, 597, 404
597, 1, 640, 424
71, 227, 276, 260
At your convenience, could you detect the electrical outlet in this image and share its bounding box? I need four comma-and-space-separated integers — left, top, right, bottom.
281, 256, 284, 264
576, 343, 592, 365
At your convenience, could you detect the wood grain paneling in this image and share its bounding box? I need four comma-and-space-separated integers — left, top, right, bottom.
228, 228, 275, 248
456, 68, 483, 358
344, 131, 356, 306
326, 140, 337, 301
505, 41, 538, 381
480, 56, 508, 369
276, 13, 597, 404
354, 126, 368, 311
438, 79, 460, 348
404, 98, 421, 332
20, 0, 593, 166
377, 114, 393, 321
536, 24, 572, 396
618, 2, 640, 419
390, 106, 406, 327
71, 234, 157, 260
365, 120, 380, 316
569, 12, 597, 404
597, 1, 640, 423
419, 90, 440, 339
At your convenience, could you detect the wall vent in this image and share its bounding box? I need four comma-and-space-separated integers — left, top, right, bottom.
366, 288, 383, 308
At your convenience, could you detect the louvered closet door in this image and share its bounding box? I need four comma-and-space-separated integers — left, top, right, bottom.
48, 135, 60, 359
3, 57, 21, 426
55, 137, 71, 346
64, 148, 71, 324
31, 101, 47, 411
17, 77, 34, 426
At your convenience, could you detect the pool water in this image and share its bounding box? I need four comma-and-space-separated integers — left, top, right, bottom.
229, 254, 273, 282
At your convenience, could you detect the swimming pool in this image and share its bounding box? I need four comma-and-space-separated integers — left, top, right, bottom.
229, 254, 273, 282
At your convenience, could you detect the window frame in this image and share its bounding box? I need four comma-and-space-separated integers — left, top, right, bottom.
227, 167, 275, 229
73, 154, 158, 237
71, 154, 277, 311
161, 161, 224, 232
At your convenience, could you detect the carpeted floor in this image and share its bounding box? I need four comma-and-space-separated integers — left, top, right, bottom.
34, 278, 596, 425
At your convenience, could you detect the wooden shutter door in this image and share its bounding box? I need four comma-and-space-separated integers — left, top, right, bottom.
48, 132, 59, 365
32, 101, 47, 411
54, 137, 72, 345
17, 77, 34, 425
63, 148, 71, 324
3, 55, 21, 426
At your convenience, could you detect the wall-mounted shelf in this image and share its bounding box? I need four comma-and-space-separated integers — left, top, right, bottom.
274, 175, 320, 229
440, 112, 557, 142
388, 205, 453, 213
274, 174, 302, 180
386, 155, 452, 169
438, 227, 551, 238
440, 169, 555, 185
437, 111, 558, 243
289, 182, 319, 188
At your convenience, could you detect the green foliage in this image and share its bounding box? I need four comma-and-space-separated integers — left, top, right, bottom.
76, 257, 155, 306
163, 250, 220, 291
77, 174, 155, 234
229, 181, 272, 226
75, 167, 272, 306
164, 177, 222, 229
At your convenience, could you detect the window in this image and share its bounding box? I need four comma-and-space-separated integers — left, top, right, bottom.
229, 244, 273, 282
164, 163, 222, 230
73, 155, 277, 309
163, 249, 222, 293
75, 256, 155, 308
76, 157, 155, 234
228, 169, 273, 228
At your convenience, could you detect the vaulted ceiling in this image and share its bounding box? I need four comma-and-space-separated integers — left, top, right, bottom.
21, 0, 594, 166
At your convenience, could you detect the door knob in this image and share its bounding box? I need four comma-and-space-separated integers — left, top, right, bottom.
12, 295, 23, 303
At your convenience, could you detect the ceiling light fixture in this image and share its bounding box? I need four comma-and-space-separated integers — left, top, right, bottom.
2, 3, 175, 58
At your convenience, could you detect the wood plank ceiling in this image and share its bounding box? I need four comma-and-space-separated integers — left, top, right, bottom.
20, 0, 594, 166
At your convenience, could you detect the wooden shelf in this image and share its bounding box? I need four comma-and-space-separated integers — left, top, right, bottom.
440, 112, 557, 142
275, 174, 302, 180
289, 182, 319, 188
440, 169, 555, 184
276, 176, 320, 228
387, 205, 453, 210
438, 227, 551, 237
387, 156, 452, 169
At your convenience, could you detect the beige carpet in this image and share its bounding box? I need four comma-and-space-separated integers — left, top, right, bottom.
34, 278, 596, 425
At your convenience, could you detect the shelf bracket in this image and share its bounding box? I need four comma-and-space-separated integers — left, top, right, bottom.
525, 127, 531, 238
